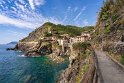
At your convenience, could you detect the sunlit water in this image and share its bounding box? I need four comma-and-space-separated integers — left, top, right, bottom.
0, 44, 69, 83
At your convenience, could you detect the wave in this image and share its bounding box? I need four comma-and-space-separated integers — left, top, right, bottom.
18, 55, 27, 57
18, 55, 41, 58
16, 50, 22, 52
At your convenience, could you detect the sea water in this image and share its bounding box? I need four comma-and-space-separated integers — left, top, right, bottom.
0, 44, 68, 83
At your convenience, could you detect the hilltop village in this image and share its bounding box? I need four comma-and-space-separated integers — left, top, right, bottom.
11, 22, 92, 57
42, 32, 91, 52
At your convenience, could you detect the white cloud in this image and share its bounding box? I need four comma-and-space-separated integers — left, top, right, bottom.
62, 6, 72, 22
18, 0, 25, 5
0, 30, 26, 44
0, 14, 36, 28
0, 0, 62, 29
35, 0, 45, 6
7, 30, 24, 36
63, 15, 68, 23
82, 19, 89, 26
74, 12, 82, 21
28, 0, 45, 10
67, 6, 71, 11
28, 0, 35, 10
74, 7, 78, 12
18, 4, 25, 11
74, 7, 86, 21
0, 14, 62, 29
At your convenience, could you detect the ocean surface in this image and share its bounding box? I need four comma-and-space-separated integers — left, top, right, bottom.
0, 44, 69, 83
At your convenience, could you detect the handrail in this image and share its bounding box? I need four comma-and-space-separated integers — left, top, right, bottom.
80, 51, 104, 83
93, 51, 104, 83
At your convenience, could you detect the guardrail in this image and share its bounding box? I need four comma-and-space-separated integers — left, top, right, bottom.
80, 51, 104, 83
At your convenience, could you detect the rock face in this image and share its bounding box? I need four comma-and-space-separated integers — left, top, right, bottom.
24, 41, 53, 56
57, 43, 93, 83
92, 0, 124, 48
12, 22, 85, 56
121, 34, 124, 42
103, 42, 124, 56
91, 0, 124, 64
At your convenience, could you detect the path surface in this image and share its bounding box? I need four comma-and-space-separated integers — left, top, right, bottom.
95, 50, 124, 83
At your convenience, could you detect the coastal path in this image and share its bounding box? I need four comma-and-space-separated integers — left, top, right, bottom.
95, 50, 124, 83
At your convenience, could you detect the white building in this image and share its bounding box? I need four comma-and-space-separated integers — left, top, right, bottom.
70, 33, 91, 44
57, 39, 69, 46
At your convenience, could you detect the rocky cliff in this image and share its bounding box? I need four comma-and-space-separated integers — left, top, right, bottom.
16, 22, 84, 50
14, 22, 94, 57
93, 0, 124, 64
57, 42, 94, 83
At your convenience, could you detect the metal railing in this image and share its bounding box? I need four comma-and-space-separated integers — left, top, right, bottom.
81, 51, 104, 83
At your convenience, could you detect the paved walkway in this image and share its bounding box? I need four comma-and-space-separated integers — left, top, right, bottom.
95, 50, 124, 83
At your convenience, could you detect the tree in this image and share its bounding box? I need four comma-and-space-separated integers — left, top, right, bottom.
72, 42, 91, 54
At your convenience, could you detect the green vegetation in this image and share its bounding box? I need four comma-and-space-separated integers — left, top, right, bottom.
95, 0, 124, 66
52, 25, 83, 36
81, 26, 94, 33
120, 55, 124, 65
100, 1, 111, 21
72, 42, 92, 83
76, 64, 89, 83
43, 31, 52, 37
96, 0, 124, 35
72, 42, 91, 55
104, 21, 111, 33
21, 22, 94, 42
44, 22, 94, 37
101, 11, 110, 21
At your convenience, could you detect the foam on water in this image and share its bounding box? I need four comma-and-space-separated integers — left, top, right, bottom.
18, 54, 26, 57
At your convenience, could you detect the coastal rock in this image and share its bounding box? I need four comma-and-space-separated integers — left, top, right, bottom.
57, 54, 90, 83
6, 48, 15, 51
57, 44, 92, 83
103, 42, 124, 56
116, 43, 124, 55
47, 53, 64, 63
121, 35, 124, 42
25, 51, 41, 57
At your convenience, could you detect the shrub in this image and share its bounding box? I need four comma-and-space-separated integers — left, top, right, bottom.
72, 42, 91, 54
101, 12, 109, 20
44, 32, 52, 37
120, 55, 124, 65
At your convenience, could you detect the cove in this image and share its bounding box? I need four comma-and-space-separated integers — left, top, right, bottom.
0, 44, 69, 83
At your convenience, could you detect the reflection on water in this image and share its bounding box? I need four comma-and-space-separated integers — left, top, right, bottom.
0, 44, 69, 83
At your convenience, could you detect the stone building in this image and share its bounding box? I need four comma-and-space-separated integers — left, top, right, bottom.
70, 33, 91, 44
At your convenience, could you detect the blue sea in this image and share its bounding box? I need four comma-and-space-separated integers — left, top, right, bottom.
0, 44, 68, 83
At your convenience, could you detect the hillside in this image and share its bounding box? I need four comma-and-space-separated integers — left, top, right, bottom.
20, 22, 93, 42
12, 22, 93, 56
93, 0, 124, 64
94, 0, 124, 41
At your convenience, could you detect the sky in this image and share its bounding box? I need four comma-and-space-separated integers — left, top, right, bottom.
0, 0, 104, 44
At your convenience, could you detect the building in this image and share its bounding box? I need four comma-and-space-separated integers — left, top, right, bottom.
57, 39, 69, 52
57, 39, 69, 46
70, 33, 91, 44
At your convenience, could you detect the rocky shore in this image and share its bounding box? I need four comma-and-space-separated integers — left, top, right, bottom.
47, 53, 65, 63
57, 43, 92, 83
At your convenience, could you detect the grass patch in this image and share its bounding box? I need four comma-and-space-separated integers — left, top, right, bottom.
120, 55, 124, 65
76, 64, 90, 83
